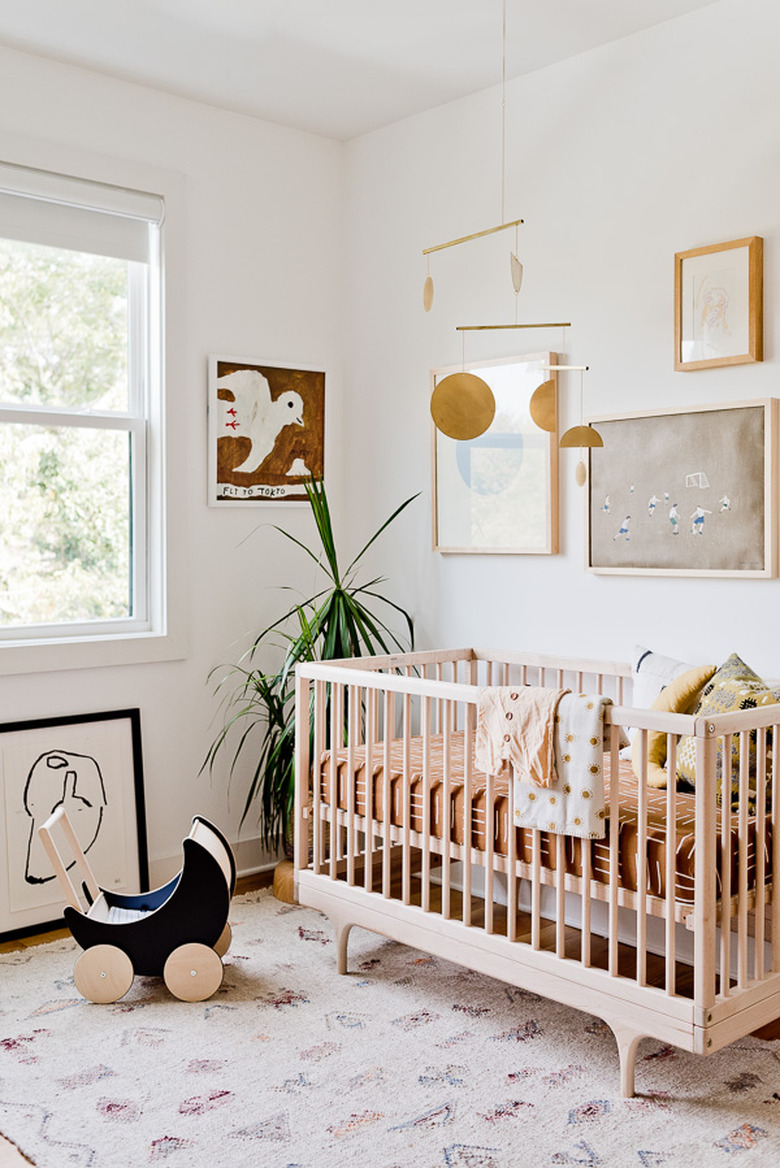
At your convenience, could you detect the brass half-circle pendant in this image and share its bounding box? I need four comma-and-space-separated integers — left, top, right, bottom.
431, 372, 496, 440
529, 379, 557, 433
559, 423, 603, 448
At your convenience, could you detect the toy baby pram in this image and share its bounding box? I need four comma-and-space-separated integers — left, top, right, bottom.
38, 809, 236, 1003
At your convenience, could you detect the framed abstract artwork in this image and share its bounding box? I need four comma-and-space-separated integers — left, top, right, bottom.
587, 399, 778, 577
0, 709, 148, 940
674, 236, 763, 371
432, 352, 559, 554
208, 355, 325, 504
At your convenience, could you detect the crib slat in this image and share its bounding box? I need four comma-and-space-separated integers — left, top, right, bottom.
693, 730, 717, 1013
402, 692, 412, 906
382, 690, 394, 899
364, 686, 376, 893
665, 735, 677, 997
313, 679, 326, 874
581, 837, 592, 967
555, 833, 565, 958
346, 685, 358, 886
636, 732, 648, 987
738, 731, 749, 989
422, 696, 432, 913
507, 744, 518, 943
442, 700, 452, 921
608, 727, 621, 977
463, 705, 473, 927
755, 728, 767, 981
720, 734, 732, 997
531, 830, 541, 950
485, 768, 495, 936
329, 683, 343, 880
773, 726, 780, 973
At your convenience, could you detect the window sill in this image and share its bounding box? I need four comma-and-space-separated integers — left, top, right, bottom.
0, 626, 187, 677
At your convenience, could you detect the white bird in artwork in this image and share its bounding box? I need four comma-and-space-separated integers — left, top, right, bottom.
217, 368, 304, 475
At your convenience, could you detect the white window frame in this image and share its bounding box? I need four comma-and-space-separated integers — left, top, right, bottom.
0, 143, 187, 675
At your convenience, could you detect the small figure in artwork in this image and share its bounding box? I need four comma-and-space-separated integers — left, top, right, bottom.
24, 751, 107, 884
669, 504, 680, 535
648, 494, 661, 517
613, 516, 631, 542
601, 495, 610, 514
719, 495, 732, 512
690, 506, 713, 535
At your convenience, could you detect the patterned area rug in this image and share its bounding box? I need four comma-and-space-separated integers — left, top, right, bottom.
1, 889, 780, 1167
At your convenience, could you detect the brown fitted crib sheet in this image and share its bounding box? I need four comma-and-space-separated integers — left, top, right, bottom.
318, 733, 769, 906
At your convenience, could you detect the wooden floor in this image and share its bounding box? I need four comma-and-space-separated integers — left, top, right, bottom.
0, 871, 271, 1167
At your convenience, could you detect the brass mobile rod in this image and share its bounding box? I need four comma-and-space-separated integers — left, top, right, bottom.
455, 322, 571, 332
422, 217, 524, 255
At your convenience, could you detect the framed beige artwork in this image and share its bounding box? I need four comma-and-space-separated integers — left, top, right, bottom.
432, 352, 559, 554
587, 399, 778, 577
674, 236, 763, 371
208, 355, 325, 504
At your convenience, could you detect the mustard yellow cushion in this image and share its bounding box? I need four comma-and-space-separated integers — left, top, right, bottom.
676, 652, 779, 802
631, 664, 716, 788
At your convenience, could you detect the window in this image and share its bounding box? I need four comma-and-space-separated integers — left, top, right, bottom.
0, 162, 163, 645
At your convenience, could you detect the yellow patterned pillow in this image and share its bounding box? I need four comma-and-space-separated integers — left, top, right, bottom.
675, 652, 779, 801
631, 664, 716, 788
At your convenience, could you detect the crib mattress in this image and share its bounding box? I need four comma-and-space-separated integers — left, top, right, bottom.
318, 733, 769, 906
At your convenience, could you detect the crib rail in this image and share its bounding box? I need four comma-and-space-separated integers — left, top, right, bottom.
294, 648, 780, 1049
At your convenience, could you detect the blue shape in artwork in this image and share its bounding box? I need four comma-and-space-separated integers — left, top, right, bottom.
456, 433, 524, 495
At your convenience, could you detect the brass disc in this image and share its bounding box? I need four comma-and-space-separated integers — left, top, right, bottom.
430, 372, 495, 440
559, 424, 603, 448
529, 379, 557, 433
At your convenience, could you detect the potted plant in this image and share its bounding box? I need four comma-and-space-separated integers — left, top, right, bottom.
203, 478, 417, 876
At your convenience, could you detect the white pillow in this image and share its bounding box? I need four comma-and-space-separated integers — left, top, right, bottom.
627, 645, 696, 745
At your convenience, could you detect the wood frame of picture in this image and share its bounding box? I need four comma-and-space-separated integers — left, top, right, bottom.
207, 354, 325, 505
0, 709, 148, 941
587, 398, 778, 578
674, 236, 763, 371
431, 351, 559, 555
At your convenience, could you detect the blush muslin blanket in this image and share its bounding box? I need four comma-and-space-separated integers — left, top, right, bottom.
511, 692, 612, 839
474, 685, 569, 788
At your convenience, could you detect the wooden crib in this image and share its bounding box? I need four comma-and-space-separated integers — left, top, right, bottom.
292, 647, 780, 1096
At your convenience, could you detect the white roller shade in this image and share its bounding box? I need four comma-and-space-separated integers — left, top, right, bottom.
0, 161, 164, 262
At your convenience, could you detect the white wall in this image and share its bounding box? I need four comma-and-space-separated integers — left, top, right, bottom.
0, 47, 344, 880
343, 0, 780, 681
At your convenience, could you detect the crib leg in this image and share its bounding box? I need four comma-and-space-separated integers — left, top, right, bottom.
332, 917, 354, 975
609, 1022, 644, 1098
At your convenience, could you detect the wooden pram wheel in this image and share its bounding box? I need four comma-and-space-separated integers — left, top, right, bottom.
214, 923, 231, 957
163, 943, 223, 1002
74, 944, 134, 1004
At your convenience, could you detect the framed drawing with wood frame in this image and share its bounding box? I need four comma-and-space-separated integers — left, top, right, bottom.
674, 236, 763, 371
432, 352, 558, 554
587, 399, 778, 577
0, 709, 148, 941
208, 355, 325, 504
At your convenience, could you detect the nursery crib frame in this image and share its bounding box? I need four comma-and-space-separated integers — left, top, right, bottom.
293, 647, 780, 1096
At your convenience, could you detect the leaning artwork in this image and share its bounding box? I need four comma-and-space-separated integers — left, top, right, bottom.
208, 356, 325, 504
587, 399, 777, 578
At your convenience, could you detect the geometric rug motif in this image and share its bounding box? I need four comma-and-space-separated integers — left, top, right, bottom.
1, 889, 780, 1166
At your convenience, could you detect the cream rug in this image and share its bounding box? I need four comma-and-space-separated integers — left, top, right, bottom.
1, 889, 780, 1167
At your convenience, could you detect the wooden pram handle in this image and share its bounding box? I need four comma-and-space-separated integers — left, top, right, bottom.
37, 807, 100, 913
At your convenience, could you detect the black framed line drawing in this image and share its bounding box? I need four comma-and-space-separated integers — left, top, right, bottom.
587, 399, 778, 577
208, 354, 325, 504
0, 709, 148, 940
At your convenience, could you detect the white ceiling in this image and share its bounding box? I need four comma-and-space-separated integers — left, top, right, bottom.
0, 0, 720, 140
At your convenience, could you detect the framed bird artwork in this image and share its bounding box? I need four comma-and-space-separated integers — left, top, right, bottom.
208, 355, 325, 504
